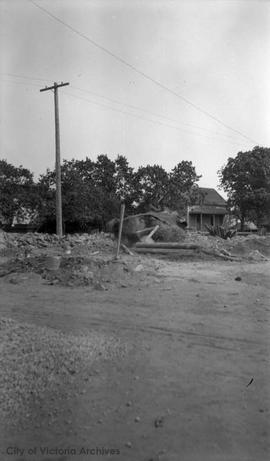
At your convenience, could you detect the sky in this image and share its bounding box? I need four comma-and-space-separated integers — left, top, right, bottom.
1, 0, 270, 193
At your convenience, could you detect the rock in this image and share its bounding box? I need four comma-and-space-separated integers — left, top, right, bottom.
235, 276, 242, 281
134, 264, 144, 272
125, 442, 132, 448
94, 282, 106, 291
248, 250, 268, 261
134, 416, 140, 422
81, 265, 89, 273
154, 416, 164, 428
4, 272, 43, 285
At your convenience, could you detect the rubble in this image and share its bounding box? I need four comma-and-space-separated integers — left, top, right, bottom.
184, 232, 270, 260
0, 231, 115, 256
0, 253, 159, 289
0, 231, 269, 290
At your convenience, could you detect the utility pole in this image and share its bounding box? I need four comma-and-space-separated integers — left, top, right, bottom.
40, 82, 69, 237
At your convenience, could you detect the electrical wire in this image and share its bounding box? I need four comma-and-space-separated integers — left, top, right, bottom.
0, 72, 48, 82
0, 79, 41, 88
62, 89, 245, 148
29, 0, 259, 144
1, 72, 242, 142
0, 71, 239, 140
71, 85, 240, 142
0, 75, 247, 147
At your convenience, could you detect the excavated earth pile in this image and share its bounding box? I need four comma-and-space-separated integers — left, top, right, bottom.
185, 233, 270, 261
0, 231, 161, 289
0, 255, 159, 289
0, 231, 269, 288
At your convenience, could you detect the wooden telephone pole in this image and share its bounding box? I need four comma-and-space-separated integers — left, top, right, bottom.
40, 82, 69, 237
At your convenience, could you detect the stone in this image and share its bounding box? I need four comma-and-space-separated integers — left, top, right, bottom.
134, 264, 144, 272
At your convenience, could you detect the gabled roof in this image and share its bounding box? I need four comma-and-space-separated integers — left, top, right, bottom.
196, 188, 226, 207
189, 205, 227, 215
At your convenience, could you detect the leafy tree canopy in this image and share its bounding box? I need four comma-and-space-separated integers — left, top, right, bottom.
165, 160, 201, 212
219, 146, 270, 228
1, 155, 200, 230
0, 159, 37, 225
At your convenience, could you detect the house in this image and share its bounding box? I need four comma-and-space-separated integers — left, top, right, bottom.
187, 187, 227, 231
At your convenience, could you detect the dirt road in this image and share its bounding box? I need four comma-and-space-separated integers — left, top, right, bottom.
0, 258, 269, 461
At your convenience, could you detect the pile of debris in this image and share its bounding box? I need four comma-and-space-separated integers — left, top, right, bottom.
0, 231, 115, 257
185, 232, 270, 261
1, 226, 269, 272
109, 210, 186, 245
0, 253, 158, 289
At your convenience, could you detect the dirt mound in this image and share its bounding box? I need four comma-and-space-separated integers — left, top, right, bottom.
185, 233, 270, 260
0, 231, 116, 258
153, 224, 186, 242
0, 254, 158, 289
229, 235, 270, 257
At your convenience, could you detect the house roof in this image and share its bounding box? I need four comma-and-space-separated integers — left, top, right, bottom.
189, 205, 227, 215
196, 188, 227, 207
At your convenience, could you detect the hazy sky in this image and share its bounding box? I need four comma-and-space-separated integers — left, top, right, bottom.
1, 0, 270, 191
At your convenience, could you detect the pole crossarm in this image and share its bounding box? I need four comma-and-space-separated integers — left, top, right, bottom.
40, 82, 69, 92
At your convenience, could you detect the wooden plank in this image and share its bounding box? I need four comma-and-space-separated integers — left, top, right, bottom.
135, 226, 156, 235
121, 243, 134, 256
115, 203, 125, 259
135, 242, 199, 249
135, 248, 198, 255
147, 225, 159, 239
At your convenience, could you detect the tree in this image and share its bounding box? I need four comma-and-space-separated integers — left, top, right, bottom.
133, 164, 169, 211
165, 160, 201, 212
114, 155, 136, 209
219, 146, 270, 229
0, 159, 37, 226
37, 156, 122, 230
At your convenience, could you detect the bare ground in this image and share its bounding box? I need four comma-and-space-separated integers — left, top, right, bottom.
0, 254, 269, 461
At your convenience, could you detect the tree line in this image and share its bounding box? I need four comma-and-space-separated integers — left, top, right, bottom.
0, 155, 200, 231
1, 146, 269, 232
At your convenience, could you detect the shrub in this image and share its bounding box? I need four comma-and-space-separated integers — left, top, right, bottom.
205, 225, 237, 240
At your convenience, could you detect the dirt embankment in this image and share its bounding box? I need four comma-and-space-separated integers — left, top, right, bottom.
0, 231, 161, 289
0, 231, 269, 290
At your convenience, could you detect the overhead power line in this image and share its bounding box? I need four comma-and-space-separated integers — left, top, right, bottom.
0, 71, 249, 142
71, 85, 240, 142
0, 74, 243, 144
63, 90, 244, 148
1, 71, 239, 140
29, 0, 259, 144
0, 79, 41, 88
0, 72, 48, 82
